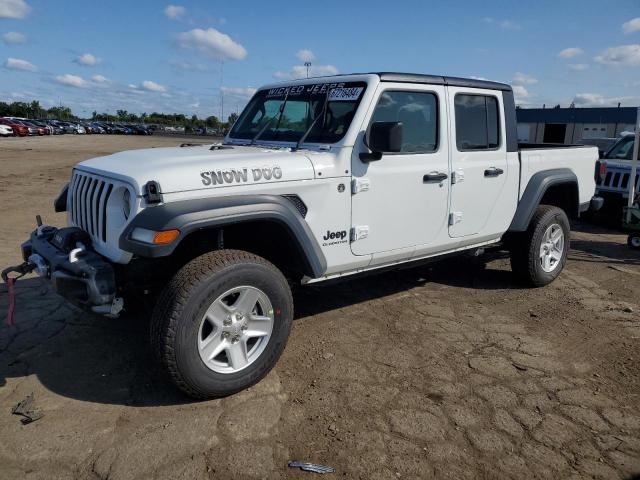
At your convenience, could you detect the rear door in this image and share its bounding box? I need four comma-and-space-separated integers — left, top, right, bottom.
447, 89, 508, 238
350, 83, 450, 255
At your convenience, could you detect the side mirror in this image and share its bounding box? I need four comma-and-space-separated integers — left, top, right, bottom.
360, 121, 403, 162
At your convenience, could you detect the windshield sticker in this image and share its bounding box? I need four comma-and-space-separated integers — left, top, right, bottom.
266, 82, 348, 98
200, 166, 283, 187
328, 87, 364, 102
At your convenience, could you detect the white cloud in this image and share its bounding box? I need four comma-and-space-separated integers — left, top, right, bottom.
499, 20, 521, 30
55, 74, 88, 88
512, 72, 537, 85
558, 47, 584, 59
623, 17, 640, 34
176, 27, 247, 61
568, 63, 589, 71
2, 31, 26, 44
164, 4, 185, 20
4, 57, 36, 71
594, 44, 640, 67
296, 49, 315, 63
572, 92, 640, 107
0, 0, 31, 19
275, 64, 339, 80
74, 53, 100, 66
220, 86, 257, 100
92, 74, 108, 83
482, 17, 521, 30
512, 85, 529, 101
170, 60, 209, 72
141, 80, 167, 92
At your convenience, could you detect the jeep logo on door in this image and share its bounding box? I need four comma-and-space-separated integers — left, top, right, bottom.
200, 166, 283, 186
322, 230, 348, 247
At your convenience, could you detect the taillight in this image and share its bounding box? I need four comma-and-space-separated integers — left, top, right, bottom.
595, 161, 607, 183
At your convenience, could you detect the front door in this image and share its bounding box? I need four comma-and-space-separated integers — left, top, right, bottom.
447, 88, 508, 238
351, 84, 450, 255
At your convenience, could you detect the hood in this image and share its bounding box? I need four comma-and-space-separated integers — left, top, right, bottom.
76, 144, 316, 195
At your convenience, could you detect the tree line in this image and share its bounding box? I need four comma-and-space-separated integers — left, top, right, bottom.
0, 100, 239, 129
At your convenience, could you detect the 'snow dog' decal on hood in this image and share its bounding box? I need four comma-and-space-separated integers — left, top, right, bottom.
200, 166, 283, 186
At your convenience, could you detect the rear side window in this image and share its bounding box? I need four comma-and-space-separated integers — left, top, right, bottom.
370, 90, 438, 153
455, 94, 500, 151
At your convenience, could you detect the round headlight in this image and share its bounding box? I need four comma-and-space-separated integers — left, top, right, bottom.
122, 189, 131, 219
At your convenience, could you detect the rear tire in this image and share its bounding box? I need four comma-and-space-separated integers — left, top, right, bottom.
509, 205, 570, 287
151, 249, 293, 399
628, 234, 640, 250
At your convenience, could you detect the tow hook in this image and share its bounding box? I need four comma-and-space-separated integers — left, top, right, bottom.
1, 261, 36, 326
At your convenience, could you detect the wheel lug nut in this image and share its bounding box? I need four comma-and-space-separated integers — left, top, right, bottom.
235, 313, 243, 320
241, 325, 248, 331
223, 316, 231, 326
221, 332, 229, 339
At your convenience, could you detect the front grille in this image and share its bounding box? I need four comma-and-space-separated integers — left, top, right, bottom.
69, 171, 114, 242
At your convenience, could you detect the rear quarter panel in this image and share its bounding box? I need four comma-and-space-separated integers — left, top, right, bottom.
519, 146, 597, 205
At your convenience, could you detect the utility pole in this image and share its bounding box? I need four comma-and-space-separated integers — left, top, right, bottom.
304, 62, 311, 78
220, 60, 225, 125
627, 107, 640, 222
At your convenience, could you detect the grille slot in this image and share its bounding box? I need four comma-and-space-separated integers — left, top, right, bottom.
69, 171, 115, 243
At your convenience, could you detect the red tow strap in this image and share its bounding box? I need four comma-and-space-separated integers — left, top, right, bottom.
6, 277, 16, 327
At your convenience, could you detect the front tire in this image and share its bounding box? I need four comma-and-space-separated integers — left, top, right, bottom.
509, 205, 570, 287
151, 250, 293, 399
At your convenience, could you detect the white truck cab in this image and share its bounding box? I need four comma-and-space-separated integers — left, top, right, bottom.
10, 73, 602, 398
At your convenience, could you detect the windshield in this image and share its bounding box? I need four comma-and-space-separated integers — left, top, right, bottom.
605, 136, 638, 161
229, 81, 366, 144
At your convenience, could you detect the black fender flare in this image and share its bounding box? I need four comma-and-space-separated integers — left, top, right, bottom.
119, 194, 327, 278
508, 168, 578, 232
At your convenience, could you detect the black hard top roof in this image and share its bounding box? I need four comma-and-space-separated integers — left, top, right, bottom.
374, 72, 512, 91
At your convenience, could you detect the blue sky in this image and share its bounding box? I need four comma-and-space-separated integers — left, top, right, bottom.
1, 0, 639, 119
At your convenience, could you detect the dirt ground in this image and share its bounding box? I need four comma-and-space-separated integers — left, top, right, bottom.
0, 135, 639, 480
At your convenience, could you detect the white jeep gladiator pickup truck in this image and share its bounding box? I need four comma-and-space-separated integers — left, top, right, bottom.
8, 73, 602, 398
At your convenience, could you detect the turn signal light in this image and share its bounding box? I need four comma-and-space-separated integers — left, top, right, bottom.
152, 229, 180, 244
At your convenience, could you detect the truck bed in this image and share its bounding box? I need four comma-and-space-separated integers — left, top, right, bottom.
517, 144, 598, 205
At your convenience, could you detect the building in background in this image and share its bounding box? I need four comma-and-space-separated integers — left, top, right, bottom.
516, 106, 638, 144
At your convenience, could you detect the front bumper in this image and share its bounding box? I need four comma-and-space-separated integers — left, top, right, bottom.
21, 226, 122, 316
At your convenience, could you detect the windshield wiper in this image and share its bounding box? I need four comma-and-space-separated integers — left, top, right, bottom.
293, 89, 331, 151
250, 89, 291, 145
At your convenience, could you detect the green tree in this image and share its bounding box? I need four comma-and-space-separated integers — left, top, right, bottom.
227, 112, 239, 126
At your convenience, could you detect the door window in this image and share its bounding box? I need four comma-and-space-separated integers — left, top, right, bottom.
370, 91, 438, 153
454, 94, 500, 150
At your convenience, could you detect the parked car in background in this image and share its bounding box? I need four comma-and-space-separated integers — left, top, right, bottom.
15, 120, 39, 135
577, 137, 618, 158
596, 133, 639, 215
29, 120, 53, 135
0, 124, 13, 137
128, 124, 152, 135
22, 120, 46, 136
45, 121, 65, 135
0, 118, 29, 136
89, 123, 105, 134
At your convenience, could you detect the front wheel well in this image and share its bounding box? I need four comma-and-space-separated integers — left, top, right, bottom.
171, 220, 312, 282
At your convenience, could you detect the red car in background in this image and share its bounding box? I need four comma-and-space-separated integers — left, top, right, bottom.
0, 118, 29, 137
21, 120, 45, 135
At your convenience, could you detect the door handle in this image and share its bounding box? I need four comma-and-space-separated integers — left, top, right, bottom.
484, 167, 504, 177
423, 172, 448, 183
